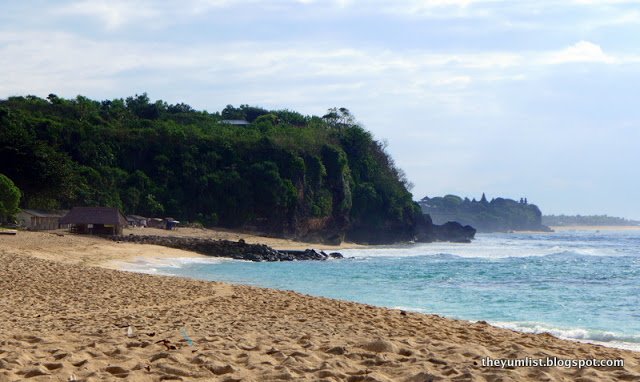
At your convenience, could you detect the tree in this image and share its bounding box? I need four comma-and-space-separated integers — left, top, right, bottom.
322, 107, 357, 129
0, 174, 21, 223
125, 93, 161, 119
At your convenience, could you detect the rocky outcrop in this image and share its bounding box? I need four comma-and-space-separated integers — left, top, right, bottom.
340, 211, 476, 245
414, 214, 476, 243
110, 235, 343, 262
431, 221, 476, 243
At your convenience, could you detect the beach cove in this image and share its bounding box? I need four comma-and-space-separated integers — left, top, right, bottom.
1, 230, 639, 381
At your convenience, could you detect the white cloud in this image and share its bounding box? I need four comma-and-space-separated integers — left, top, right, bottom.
0, 28, 525, 118
56, 1, 160, 29
545, 41, 615, 64
573, 0, 639, 4
54, 0, 239, 29
409, 0, 476, 7
380, 0, 493, 18
433, 75, 472, 86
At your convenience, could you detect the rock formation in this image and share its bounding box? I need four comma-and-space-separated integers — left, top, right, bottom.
110, 235, 343, 262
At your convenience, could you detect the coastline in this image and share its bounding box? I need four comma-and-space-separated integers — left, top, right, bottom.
550, 225, 640, 232
507, 225, 640, 234
120, 226, 366, 251
1, 231, 640, 380
0, 229, 363, 270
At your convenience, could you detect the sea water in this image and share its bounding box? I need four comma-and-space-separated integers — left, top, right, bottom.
133, 229, 640, 351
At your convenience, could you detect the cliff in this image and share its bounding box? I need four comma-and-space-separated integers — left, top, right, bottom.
1, 95, 472, 245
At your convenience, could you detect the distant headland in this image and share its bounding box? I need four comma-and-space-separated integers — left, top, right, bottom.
418, 194, 552, 233
543, 214, 640, 227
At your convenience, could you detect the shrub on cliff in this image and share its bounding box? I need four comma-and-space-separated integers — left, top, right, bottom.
0, 174, 21, 223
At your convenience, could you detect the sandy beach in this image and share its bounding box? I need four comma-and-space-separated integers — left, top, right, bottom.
0, 228, 362, 270
1, 231, 639, 381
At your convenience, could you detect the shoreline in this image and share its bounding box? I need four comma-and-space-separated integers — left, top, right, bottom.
549, 225, 640, 231
2, 252, 639, 381
500, 225, 640, 234
121, 226, 366, 251
0, 228, 363, 269
1, 231, 640, 380
120, 255, 640, 354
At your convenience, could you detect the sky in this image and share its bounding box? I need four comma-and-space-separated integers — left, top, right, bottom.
2, 0, 640, 219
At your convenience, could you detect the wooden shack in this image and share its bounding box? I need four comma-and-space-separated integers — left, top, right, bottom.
126, 215, 148, 227
16, 209, 68, 230
59, 207, 127, 235
147, 218, 164, 229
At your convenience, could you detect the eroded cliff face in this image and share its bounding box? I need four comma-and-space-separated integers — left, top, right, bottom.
287, 217, 476, 245
287, 203, 476, 246
247, 162, 477, 245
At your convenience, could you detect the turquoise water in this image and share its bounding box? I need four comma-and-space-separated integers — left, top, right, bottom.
135, 229, 640, 351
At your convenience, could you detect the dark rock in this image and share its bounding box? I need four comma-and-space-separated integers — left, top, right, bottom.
431, 221, 476, 243
109, 235, 343, 262
414, 214, 476, 243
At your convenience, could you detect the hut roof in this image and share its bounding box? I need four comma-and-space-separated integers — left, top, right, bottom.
19, 209, 68, 218
127, 215, 147, 220
59, 207, 128, 226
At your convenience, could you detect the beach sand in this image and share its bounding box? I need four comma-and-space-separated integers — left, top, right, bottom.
1, 231, 639, 381
0, 229, 361, 269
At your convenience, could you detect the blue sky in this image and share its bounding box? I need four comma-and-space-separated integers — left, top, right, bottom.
2, 0, 640, 219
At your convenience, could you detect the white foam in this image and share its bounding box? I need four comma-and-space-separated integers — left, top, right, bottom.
339, 232, 629, 260
490, 321, 640, 352
391, 306, 429, 313
115, 256, 233, 275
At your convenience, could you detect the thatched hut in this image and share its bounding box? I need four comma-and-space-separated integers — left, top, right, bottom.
59, 207, 127, 235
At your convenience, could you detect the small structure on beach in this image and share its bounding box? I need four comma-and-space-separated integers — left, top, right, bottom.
146, 217, 179, 230
59, 207, 128, 235
126, 215, 147, 227
166, 219, 179, 230
147, 218, 164, 229
16, 209, 68, 230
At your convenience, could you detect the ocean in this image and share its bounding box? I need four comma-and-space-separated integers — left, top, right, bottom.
125, 229, 640, 351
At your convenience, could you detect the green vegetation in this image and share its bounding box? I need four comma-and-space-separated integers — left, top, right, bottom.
542, 215, 640, 227
419, 194, 550, 232
0, 174, 21, 223
0, 94, 420, 243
